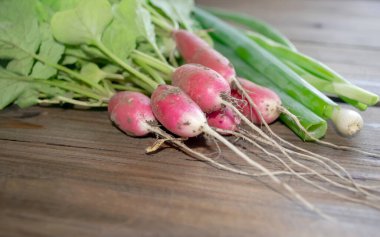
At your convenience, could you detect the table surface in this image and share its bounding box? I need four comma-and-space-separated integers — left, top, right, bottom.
1, 0, 380, 236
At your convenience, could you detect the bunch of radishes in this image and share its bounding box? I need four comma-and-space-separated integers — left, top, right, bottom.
108, 30, 380, 217
108, 29, 281, 138
108, 29, 284, 182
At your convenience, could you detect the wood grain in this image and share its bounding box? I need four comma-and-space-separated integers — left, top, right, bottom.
1, 0, 380, 236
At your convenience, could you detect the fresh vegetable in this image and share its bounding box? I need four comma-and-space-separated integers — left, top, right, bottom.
232, 78, 281, 125
245, 31, 379, 108
171, 64, 231, 113
193, 8, 338, 120
151, 84, 207, 137
108, 91, 156, 137
172, 29, 235, 84
207, 107, 241, 133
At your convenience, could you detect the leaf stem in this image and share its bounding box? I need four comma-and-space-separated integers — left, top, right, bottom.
151, 42, 168, 64
32, 54, 106, 93
42, 80, 105, 100
93, 40, 158, 92
111, 84, 146, 93
135, 58, 166, 84
131, 50, 175, 76
151, 16, 174, 33
48, 96, 107, 107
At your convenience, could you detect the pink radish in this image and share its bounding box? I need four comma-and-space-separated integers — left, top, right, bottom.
173, 29, 235, 84
108, 91, 156, 137
150, 85, 207, 137
207, 107, 241, 134
232, 78, 282, 124
171, 64, 231, 113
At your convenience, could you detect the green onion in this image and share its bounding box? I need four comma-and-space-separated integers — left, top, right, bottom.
285, 61, 368, 110
194, 8, 338, 119
246, 31, 380, 107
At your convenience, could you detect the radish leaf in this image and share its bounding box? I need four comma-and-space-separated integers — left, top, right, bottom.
150, 0, 194, 30
80, 63, 106, 84
0, 68, 63, 109
102, 0, 139, 59
51, 0, 113, 45
0, 0, 41, 75
31, 23, 65, 79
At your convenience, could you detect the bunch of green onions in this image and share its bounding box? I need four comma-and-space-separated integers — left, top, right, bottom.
194, 8, 379, 140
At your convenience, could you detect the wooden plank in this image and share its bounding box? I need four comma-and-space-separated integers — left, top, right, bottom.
198, 0, 380, 48
1, 105, 380, 237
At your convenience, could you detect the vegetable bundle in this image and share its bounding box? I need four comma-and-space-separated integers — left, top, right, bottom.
1, 0, 380, 216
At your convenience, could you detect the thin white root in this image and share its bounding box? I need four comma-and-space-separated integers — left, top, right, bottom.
223, 129, 380, 209
278, 107, 380, 196
204, 126, 330, 219
147, 127, 313, 177
248, 129, 380, 195
149, 127, 308, 178
233, 79, 380, 195
229, 129, 367, 195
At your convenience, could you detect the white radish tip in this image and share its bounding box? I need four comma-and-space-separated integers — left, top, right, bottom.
331, 108, 363, 136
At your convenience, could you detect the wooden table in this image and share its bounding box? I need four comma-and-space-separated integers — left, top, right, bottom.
1, 0, 380, 236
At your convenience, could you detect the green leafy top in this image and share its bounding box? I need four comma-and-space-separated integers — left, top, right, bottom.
0, 0, 41, 75
51, 0, 113, 45
150, 0, 194, 30
0, 0, 197, 110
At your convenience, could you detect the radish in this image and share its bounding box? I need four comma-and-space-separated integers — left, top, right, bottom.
173, 29, 235, 84
109, 91, 156, 137
171, 64, 278, 138
171, 64, 231, 113
232, 78, 281, 124
207, 107, 241, 133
